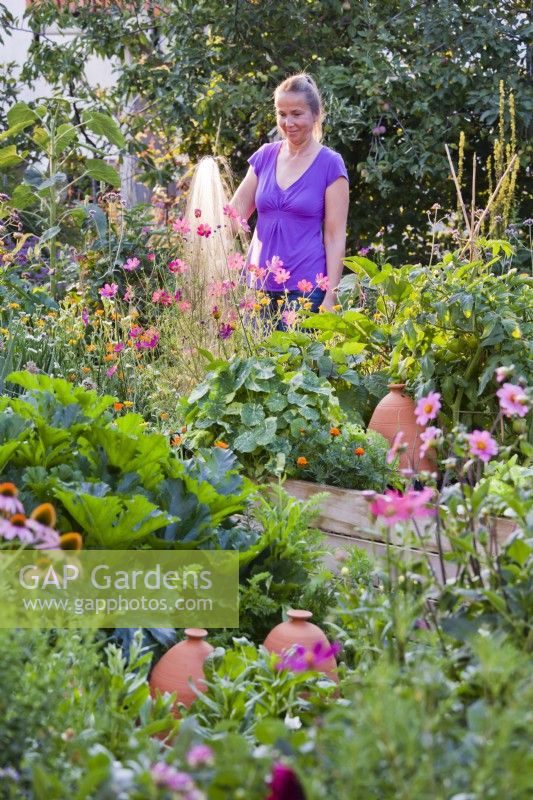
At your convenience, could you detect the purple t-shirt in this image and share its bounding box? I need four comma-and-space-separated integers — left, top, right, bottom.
247, 141, 348, 291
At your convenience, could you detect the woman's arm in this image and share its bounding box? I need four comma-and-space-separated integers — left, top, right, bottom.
228, 166, 258, 234
323, 176, 349, 311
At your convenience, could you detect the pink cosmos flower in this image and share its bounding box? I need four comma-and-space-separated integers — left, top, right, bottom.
135, 328, 160, 350
281, 309, 298, 328
495, 366, 513, 383
99, 283, 118, 298
315, 273, 330, 291
168, 258, 188, 274
267, 763, 306, 800
273, 267, 291, 285
240, 217, 251, 232
370, 488, 435, 526
248, 263, 266, 281
186, 744, 214, 768
386, 431, 405, 464
147, 253, 156, 262
123, 257, 140, 271
113, 342, 125, 353
197, 223, 212, 238
467, 430, 499, 463
227, 252, 245, 271
178, 300, 192, 313
276, 641, 341, 673
297, 279, 313, 293
123, 289, 132, 302
106, 365, 117, 377
129, 325, 143, 338
419, 426, 441, 459
223, 204, 239, 220
172, 217, 191, 236
415, 391, 442, 425
266, 255, 284, 272
152, 289, 173, 305
496, 382, 529, 418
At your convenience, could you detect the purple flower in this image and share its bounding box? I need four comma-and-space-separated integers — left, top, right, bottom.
186, 744, 214, 768
99, 283, 118, 298
81, 307, 89, 326
372, 125, 386, 136
358, 246, 370, 256
113, 342, 125, 353
218, 323, 235, 340
150, 763, 195, 792
106, 365, 117, 378
267, 762, 306, 800
276, 640, 340, 673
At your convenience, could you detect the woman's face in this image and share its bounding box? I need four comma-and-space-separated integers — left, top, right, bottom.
275, 91, 317, 145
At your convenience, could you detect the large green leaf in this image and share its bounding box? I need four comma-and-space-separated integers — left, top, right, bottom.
7, 101, 36, 129
85, 159, 121, 187
82, 110, 126, 148
0, 145, 23, 169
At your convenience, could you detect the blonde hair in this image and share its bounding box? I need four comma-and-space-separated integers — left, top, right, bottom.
273, 73, 324, 142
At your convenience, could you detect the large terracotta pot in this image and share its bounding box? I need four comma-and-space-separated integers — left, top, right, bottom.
263, 609, 338, 682
368, 383, 434, 472
149, 628, 214, 717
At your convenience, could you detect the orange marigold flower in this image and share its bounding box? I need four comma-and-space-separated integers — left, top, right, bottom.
104, 354, 115, 362
214, 440, 229, 449
180, 425, 187, 433
113, 402, 124, 411
354, 447, 366, 456
94, 309, 104, 316
170, 435, 182, 447
82, 367, 91, 374
296, 456, 308, 466
329, 427, 341, 436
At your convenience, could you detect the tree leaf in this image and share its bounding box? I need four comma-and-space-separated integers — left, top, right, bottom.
85, 159, 121, 187
83, 110, 125, 148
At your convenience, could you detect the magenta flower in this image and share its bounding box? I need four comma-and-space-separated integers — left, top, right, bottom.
186, 744, 215, 768
386, 431, 405, 464
281, 309, 298, 328
240, 217, 251, 232
172, 217, 191, 236
415, 391, 442, 425
358, 246, 370, 256
123, 257, 140, 271
197, 223, 212, 238
370, 488, 435, 526
194, 208, 202, 218
152, 289, 173, 305
134, 328, 160, 350
467, 430, 499, 463
106, 365, 117, 378
123, 288, 133, 302
297, 279, 313, 293
99, 283, 118, 298
315, 272, 330, 291
372, 125, 386, 135
267, 762, 306, 800
150, 763, 196, 793
129, 325, 143, 338
218, 323, 235, 340
276, 640, 340, 673
81, 307, 89, 326
174, 289, 183, 302
223, 203, 239, 220
168, 258, 188, 274
419, 426, 441, 459
113, 342, 125, 353
147, 253, 156, 262
496, 382, 529, 418
273, 267, 291, 285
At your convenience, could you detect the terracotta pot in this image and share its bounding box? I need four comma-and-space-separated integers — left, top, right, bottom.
263, 609, 338, 682
368, 383, 434, 472
149, 628, 213, 717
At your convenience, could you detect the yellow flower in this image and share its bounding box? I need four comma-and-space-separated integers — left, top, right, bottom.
123, 400, 133, 408
36, 319, 45, 327
82, 367, 91, 374
95, 309, 104, 317
86, 344, 96, 353
160, 411, 170, 420
303, 302, 312, 310
333, 304, 342, 311
260, 297, 270, 306
68, 339, 77, 346
253, 303, 261, 311
8, 302, 20, 310
511, 328, 522, 339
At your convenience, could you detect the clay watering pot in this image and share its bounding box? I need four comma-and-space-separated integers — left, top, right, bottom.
149, 628, 213, 717
368, 383, 434, 472
263, 609, 338, 683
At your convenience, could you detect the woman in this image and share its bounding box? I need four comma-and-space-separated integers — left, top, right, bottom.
230, 73, 349, 323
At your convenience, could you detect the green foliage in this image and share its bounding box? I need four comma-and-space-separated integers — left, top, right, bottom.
0, 371, 255, 548
181, 354, 340, 480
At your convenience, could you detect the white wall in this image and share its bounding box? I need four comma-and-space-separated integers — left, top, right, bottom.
0, 0, 117, 100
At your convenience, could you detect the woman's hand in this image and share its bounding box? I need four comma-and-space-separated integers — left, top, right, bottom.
321, 290, 338, 311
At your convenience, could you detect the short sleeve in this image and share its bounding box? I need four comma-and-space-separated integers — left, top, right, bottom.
325, 151, 349, 187
247, 144, 269, 176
